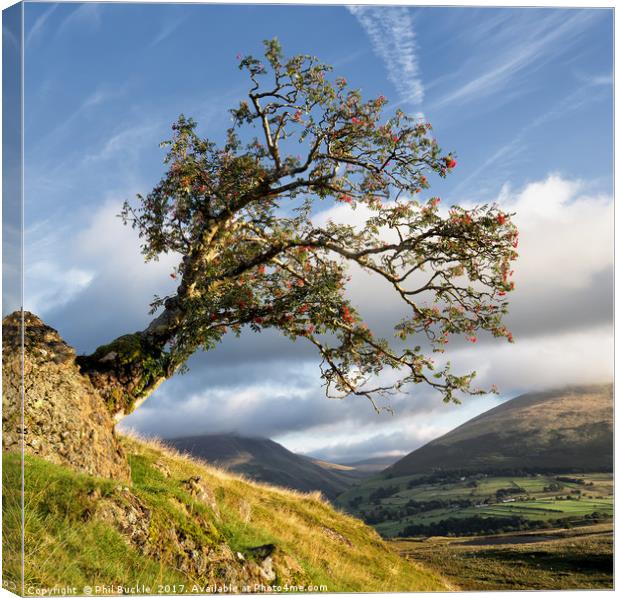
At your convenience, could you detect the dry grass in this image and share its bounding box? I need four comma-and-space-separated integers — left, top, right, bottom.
4, 434, 450, 593
394, 523, 613, 590
125, 431, 329, 499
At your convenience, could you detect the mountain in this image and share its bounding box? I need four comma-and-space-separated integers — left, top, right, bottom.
165, 433, 361, 499
386, 384, 613, 476
335, 385, 613, 539
2, 436, 448, 591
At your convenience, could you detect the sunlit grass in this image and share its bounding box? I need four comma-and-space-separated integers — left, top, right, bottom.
3, 434, 449, 594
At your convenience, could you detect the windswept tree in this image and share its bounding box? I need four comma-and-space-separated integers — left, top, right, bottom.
77, 39, 518, 421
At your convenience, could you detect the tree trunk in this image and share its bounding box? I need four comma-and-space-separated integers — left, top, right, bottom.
77, 250, 210, 420
76, 301, 184, 421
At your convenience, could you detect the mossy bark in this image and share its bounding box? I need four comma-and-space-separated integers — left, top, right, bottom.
76, 333, 171, 421
76, 293, 191, 420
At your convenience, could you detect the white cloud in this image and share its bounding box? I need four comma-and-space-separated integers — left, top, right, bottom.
24, 218, 94, 316
26, 3, 58, 46
119, 355, 495, 459
24, 261, 94, 316
505, 175, 612, 291
313, 173, 612, 340
29, 174, 611, 459
446, 325, 613, 392
56, 3, 102, 38
75, 199, 179, 292
29, 85, 132, 160
581, 73, 613, 86
81, 87, 125, 110
452, 77, 612, 198
149, 16, 187, 48
433, 10, 600, 109
82, 123, 160, 164
23, 198, 178, 336
279, 399, 498, 462
348, 6, 424, 105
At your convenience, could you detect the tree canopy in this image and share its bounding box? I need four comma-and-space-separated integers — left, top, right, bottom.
78, 39, 518, 420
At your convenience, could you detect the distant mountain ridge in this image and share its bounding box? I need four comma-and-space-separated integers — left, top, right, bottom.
165, 433, 363, 499
386, 384, 613, 477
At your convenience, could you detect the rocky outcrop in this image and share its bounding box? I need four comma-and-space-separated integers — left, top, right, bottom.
2, 311, 130, 480
89, 481, 307, 589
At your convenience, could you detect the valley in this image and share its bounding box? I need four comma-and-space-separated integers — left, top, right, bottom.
3, 320, 614, 593
394, 522, 613, 590
2, 435, 448, 593
327, 384, 614, 589
166, 387, 613, 553
335, 385, 612, 538
337, 471, 613, 537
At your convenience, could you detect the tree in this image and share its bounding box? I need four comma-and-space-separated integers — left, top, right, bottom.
76, 39, 518, 421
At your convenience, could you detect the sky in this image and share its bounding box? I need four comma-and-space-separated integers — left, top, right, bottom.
10, 2, 613, 463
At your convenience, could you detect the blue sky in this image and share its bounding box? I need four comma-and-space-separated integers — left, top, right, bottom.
15, 3, 614, 462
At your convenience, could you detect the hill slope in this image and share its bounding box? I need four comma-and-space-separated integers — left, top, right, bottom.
335, 385, 613, 539
387, 384, 612, 476
2, 435, 449, 593
165, 434, 360, 499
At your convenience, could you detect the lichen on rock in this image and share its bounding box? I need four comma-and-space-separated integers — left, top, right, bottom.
182, 475, 220, 516
2, 311, 130, 481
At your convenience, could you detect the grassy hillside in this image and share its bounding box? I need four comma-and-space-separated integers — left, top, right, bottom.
394, 523, 613, 590
164, 434, 360, 499
387, 384, 612, 477
2, 435, 449, 594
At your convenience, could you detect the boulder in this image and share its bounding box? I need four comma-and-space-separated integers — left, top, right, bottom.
2, 311, 130, 480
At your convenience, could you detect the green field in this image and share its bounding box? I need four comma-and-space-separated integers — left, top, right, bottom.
336, 472, 613, 537
393, 522, 613, 590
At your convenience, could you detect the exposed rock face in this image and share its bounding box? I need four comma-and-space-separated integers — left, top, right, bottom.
2, 311, 130, 480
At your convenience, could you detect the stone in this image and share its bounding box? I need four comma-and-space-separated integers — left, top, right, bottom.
2, 311, 130, 480
96, 489, 151, 547
321, 526, 352, 546
182, 475, 220, 516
